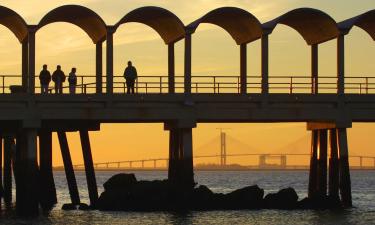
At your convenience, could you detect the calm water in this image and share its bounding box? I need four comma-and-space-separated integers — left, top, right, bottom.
1, 170, 375, 224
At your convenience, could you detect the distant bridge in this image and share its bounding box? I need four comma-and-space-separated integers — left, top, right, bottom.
67, 153, 375, 170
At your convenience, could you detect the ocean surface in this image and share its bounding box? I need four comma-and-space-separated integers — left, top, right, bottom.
1, 170, 375, 225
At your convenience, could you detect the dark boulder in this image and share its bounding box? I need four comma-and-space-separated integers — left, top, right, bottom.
103, 173, 137, 191
62, 203, 77, 210
190, 185, 215, 210
264, 187, 298, 209
297, 195, 343, 210
224, 185, 264, 209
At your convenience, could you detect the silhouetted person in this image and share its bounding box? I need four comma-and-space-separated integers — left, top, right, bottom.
123, 61, 137, 94
68, 67, 77, 94
39, 64, 51, 94
52, 65, 66, 94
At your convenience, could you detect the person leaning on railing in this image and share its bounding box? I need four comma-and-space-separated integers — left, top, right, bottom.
123, 61, 137, 94
39, 64, 51, 94
52, 65, 66, 94
68, 67, 77, 94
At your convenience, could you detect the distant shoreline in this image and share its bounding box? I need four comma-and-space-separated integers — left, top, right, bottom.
52, 167, 375, 172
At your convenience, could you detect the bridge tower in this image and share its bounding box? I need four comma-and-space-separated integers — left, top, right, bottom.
220, 131, 227, 166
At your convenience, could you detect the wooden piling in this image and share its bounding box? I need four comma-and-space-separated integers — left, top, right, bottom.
337, 128, 352, 207
317, 129, 328, 197
329, 129, 339, 198
308, 130, 318, 198
58, 131, 80, 205
39, 131, 57, 209
79, 130, 98, 207
3, 136, 13, 204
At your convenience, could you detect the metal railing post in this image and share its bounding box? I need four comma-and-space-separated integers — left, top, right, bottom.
213, 76, 216, 93
290, 77, 293, 94
160, 76, 162, 93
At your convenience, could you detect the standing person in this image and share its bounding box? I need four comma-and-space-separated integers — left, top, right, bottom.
39, 64, 51, 94
52, 65, 66, 94
123, 61, 137, 94
68, 67, 77, 94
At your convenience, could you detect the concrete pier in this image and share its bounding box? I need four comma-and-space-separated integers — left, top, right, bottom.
337, 128, 352, 207
165, 121, 195, 187
3, 135, 13, 205
15, 129, 39, 217
329, 129, 339, 199
39, 130, 57, 209
308, 130, 318, 198
317, 130, 328, 197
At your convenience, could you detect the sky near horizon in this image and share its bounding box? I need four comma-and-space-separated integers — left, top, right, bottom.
0, 0, 374, 167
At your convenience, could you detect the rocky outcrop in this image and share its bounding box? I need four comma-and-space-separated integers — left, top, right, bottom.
93, 173, 344, 212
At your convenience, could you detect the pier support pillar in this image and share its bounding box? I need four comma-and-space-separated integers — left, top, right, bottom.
16, 129, 39, 217
3, 135, 14, 205
308, 130, 318, 198
337, 128, 352, 207
58, 132, 80, 205
317, 130, 328, 197
80, 130, 98, 207
39, 130, 57, 209
329, 129, 339, 199
165, 121, 196, 187
0, 135, 2, 208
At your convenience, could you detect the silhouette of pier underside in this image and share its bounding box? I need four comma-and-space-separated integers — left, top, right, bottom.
0, 4, 374, 217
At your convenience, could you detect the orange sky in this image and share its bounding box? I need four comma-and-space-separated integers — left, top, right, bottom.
0, 1, 374, 167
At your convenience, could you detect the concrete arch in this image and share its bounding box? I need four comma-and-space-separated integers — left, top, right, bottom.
0, 6, 28, 43
38, 5, 107, 44
339, 10, 375, 40
263, 8, 339, 45
187, 7, 263, 45
114, 6, 185, 44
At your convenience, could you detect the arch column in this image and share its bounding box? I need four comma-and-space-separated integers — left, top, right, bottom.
311, 44, 318, 94
28, 26, 37, 94
96, 41, 103, 93
22, 39, 28, 90
240, 43, 247, 94
337, 35, 345, 95
168, 43, 175, 93
261, 34, 269, 94
184, 32, 192, 94
106, 26, 115, 94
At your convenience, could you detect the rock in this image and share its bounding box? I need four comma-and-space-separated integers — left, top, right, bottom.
62, 203, 77, 210
264, 187, 298, 209
103, 173, 137, 191
78, 203, 91, 210
224, 185, 264, 209
191, 185, 215, 209
297, 195, 343, 210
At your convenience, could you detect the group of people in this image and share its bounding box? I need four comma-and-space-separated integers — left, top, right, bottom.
39, 65, 77, 94
38, 61, 138, 94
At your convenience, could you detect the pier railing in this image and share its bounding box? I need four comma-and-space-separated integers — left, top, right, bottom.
1, 74, 375, 94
